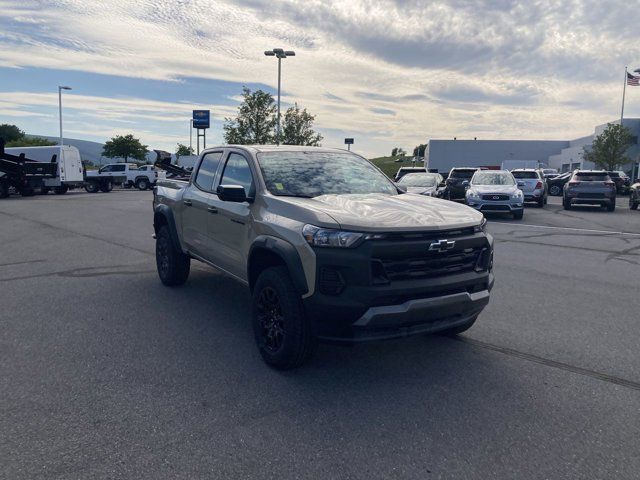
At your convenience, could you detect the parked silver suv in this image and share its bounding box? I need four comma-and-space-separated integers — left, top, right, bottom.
465, 170, 524, 219
511, 168, 547, 207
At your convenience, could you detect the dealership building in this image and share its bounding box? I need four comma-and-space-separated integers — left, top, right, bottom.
424, 119, 640, 179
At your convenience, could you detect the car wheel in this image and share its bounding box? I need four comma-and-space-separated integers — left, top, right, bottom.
155, 225, 190, 286
20, 186, 35, 197
563, 197, 571, 210
0, 180, 9, 198
512, 210, 523, 220
136, 179, 149, 190
607, 201, 616, 212
54, 184, 68, 195
549, 185, 561, 196
537, 197, 544, 208
439, 315, 478, 336
99, 181, 113, 193
252, 266, 317, 370
84, 181, 99, 193
630, 195, 639, 210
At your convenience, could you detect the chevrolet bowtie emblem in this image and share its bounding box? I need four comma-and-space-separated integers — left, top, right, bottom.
429, 239, 455, 252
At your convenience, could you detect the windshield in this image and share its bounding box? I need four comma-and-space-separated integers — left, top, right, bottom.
398, 173, 438, 187
472, 171, 515, 186
257, 151, 398, 198
449, 169, 475, 179
512, 171, 538, 179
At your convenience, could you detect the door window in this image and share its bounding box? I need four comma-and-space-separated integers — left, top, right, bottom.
111, 164, 126, 172
194, 152, 223, 191
219, 153, 254, 195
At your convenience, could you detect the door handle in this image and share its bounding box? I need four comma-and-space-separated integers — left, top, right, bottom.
183, 199, 192, 206
207, 206, 218, 214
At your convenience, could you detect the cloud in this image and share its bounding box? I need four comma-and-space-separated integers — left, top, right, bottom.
0, 0, 638, 157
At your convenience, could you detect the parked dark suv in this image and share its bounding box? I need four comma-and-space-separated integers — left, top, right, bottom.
563, 170, 616, 211
630, 180, 640, 210
443, 167, 480, 201
547, 171, 572, 196
606, 171, 631, 194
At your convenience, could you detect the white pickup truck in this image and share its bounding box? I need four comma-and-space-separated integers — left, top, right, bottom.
85, 163, 156, 192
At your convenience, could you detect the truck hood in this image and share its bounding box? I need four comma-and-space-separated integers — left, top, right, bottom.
274, 193, 483, 232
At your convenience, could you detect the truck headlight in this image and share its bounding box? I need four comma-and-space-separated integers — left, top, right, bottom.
302, 224, 364, 248
473, 218, 487, 233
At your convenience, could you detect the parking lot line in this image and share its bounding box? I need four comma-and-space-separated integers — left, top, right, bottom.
490, 222, 640, 237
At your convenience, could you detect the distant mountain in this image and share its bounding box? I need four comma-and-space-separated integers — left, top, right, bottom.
29, 135, 159, 165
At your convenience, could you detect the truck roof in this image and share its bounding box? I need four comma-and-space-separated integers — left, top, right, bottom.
201, 145, 349, 155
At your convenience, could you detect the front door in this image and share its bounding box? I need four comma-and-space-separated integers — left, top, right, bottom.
208, 151, 255, 281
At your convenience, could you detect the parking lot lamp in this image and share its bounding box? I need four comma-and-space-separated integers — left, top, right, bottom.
264, 48, 295, 143
58, 86, 72, 147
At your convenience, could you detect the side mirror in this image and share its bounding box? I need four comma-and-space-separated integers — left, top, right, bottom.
217, 184, 248, 202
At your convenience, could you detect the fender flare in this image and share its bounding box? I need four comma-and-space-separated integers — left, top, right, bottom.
249, 235, 308, 295
154, 204, 183, 252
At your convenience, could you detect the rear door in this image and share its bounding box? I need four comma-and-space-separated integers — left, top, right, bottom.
208, 150, 255, 281
180, 151, 224, 258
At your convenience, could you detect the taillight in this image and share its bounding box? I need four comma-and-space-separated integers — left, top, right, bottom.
535, 181, 543, 189
605, 181, 615, 188
568, 181, 580, 187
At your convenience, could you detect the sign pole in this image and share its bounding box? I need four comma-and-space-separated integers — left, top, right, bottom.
621, 66, 628, 127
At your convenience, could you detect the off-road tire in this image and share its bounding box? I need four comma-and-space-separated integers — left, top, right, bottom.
438, 315, 478, 336
252, 266, 316, 370
155, 225, 190, 286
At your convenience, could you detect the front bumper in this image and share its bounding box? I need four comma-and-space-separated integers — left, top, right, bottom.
466, 199, 523, 213
302, 232, 494, 343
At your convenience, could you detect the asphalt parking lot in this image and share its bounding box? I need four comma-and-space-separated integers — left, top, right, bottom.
1, 190, 640, 479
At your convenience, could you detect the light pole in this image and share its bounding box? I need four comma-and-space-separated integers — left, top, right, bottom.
264, 48, 295, 143
58, 86, 72, 147
189, 119, 193, 154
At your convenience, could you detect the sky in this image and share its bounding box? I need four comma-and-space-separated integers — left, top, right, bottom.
1, 0, 640, 158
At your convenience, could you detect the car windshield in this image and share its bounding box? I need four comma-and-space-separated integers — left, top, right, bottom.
607, 172, 620, 177
257, 151, 398, 198
472, 171, 515, 185
574, 173, 611, 182
512, 171, 538, 179
449, 170, 475, 179
398, 173, 438, 187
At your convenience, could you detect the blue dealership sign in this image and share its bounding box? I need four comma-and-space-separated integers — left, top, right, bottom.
192, 110, 210, 129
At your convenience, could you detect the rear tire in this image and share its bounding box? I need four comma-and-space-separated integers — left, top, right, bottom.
0, 180, 9, 199
84, 181, 99, 193
563, 197, 571, 210
136, 178, 149, 190
606, 201, 616, 212
99, 181, 113, 193
155, 225, 190, 286
549, 185, 561, 196
20, 186, 35, 197
439, 315, 478, 336
631, 195, 639, 210
54, 184, 68, 195
40, 187, 50, 195
252, 266, 316, 370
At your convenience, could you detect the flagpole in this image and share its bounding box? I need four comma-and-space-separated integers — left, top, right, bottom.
621, 66, 628, 126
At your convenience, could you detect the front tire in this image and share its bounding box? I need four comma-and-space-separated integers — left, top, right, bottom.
549, 185, 561, 196
252, 266, 316, 370
84, 181, 99, 193
0, 180, 9, 199
537, 197, 544, 208
512, 209, 523, 220
99, 181, 113, 193
155, 225, 190, 286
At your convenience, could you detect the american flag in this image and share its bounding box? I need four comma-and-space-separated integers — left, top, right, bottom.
627, 72, 640, 86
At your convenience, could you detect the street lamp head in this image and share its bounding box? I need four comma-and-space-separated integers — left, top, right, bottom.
59, 86, 72, 90
284, 51, 295, 56
272, 48, 284, 55
264, 51, 275, 56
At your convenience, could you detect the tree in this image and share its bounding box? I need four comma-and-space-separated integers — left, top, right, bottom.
583, 123, 634, 171
6, 136, 56, 147
280, 103, 323, 146
391, 147, 398, 157
176, 143, 194, 158
223, 87, 277, 144
102, 134, 148, 162
0, 124, 25, 143
413, 144, 427, 157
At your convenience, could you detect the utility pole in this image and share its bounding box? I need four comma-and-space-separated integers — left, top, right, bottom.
264, 48, 295, 144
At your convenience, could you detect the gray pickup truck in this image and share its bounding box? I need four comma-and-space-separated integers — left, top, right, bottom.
153, 146, 494, 369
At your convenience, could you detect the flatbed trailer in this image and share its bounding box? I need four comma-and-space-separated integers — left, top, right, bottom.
0, 139, 58, 197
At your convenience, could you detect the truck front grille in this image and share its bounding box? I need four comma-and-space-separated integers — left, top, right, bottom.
373, 247, 485, 282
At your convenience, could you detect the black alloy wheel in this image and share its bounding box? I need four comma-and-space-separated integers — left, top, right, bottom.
256, 286, 285, 353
